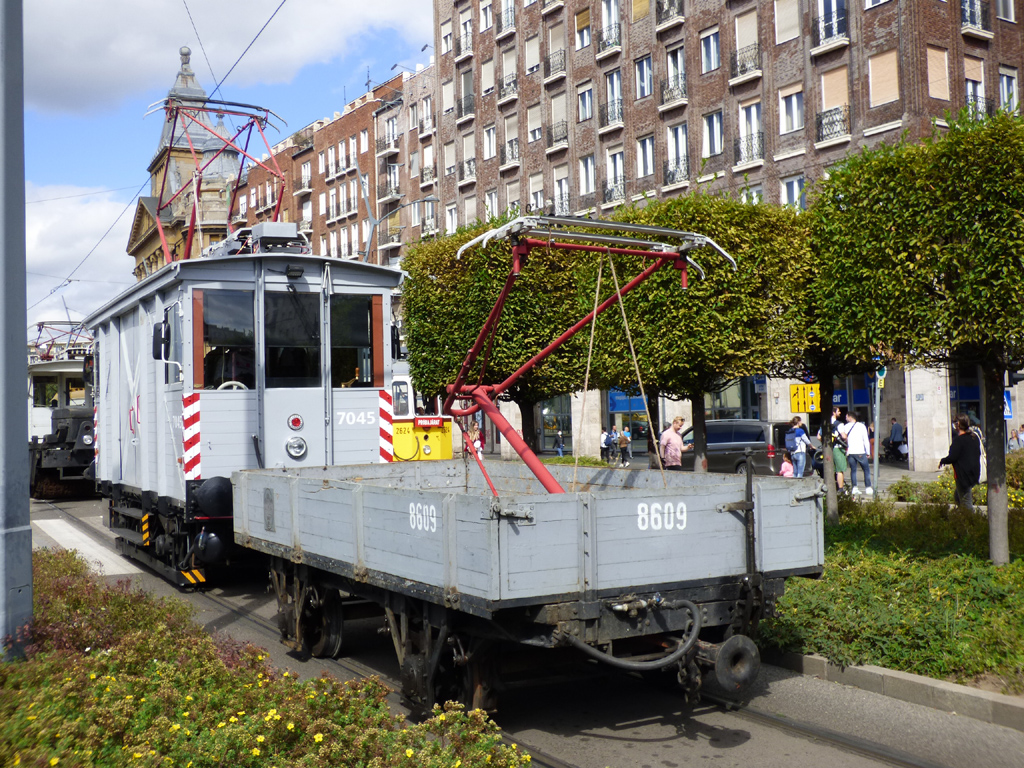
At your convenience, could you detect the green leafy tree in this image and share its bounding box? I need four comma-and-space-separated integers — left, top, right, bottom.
811, 110, 1024, 564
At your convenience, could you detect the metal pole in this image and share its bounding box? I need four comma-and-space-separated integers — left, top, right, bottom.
0, 0, 32, 659
872, 375, 881, 496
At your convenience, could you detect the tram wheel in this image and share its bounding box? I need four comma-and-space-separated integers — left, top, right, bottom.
304, 590, 344, 659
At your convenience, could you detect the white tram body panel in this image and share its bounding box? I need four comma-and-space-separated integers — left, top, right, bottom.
85, 232, 402, 583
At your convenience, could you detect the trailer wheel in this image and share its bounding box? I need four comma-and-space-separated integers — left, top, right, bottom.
304, 590, 344, 658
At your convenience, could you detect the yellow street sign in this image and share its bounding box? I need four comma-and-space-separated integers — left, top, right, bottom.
790, 383, 821, 413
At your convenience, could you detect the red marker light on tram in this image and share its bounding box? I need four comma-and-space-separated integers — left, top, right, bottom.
288, 414, 304, 431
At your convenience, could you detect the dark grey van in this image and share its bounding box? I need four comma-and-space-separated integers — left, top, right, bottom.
678, 419, 796, 475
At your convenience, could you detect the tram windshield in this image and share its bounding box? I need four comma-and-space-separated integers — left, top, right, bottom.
265, 292, 321, 388
330, 295, 372, 388
198, 289, 255, 390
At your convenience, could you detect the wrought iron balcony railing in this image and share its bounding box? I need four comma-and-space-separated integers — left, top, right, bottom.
544, 49, 566, 79
815, 105, 851, 142
730, 43, 762, 79
967, 94, 996, 119
380, 229, 402, 247
734, 132, 765, 165
501, 137, 521, 165
598, 23, 621, 54
961, 0, 992, 33
418, 115, 435, 134
660, 75, 687, 106
455, 32, 473, 58
420, 165, 436, 184
552, 192, 571, 216
663, 157, 689, 186
603, 178, 626, 204
457, 94, 476, 119
499, 74, 519, 101
496, 6, 515, 36
376, 136, 399, 154
599, 99, 624, 128
812, 11, 848, 47
546, 121, 569, 149
578, 192, 596, 210
459, 158, 477, 182
656, 0, 684, 26
378, 182, 401, 200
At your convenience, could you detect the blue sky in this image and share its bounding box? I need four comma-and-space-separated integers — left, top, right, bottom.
24, 0, 433, 328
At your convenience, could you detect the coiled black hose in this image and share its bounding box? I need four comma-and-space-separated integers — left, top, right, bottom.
561, 599, 702, 671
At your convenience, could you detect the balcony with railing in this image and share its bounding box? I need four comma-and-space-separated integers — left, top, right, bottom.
597, 23, 621, 58
232, 211, 248, 224
599, 99, 624, 132
298, 219, 313, 233
376, 136, 400, 157
729, 44, 762, 84
500, 137, 521, 170
656, 0, 684, 30
967, 94, 996, 119
418, 115, 435, 136
458, 158, 477, 186
542, 0, 565, 14
734, 132, 765, 167
961, 0, 993, 39
498, 74, 519, 104
378, 182, 402, 203
546, 121, 569, 152
659, 75, 687, 111
549, 192, 570, 216
663, 157, 689, 188
544, 49, 566, 83
496, 6, 515, 39
293, 177, 313, 195
815, 105, 851, 144
421, 216, 438, 235
602, 179, 626, 206
327, 204, 341, 222
457, 93, 476, 123
455, 32, 474, 60
379, 228, 403, 249
577, 191, 596, 211
811, 11, 849, 53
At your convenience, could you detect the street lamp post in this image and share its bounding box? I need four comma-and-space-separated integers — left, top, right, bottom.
358, 194, 439, 264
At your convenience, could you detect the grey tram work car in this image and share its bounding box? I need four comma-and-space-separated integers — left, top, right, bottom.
89, 216, 825, 711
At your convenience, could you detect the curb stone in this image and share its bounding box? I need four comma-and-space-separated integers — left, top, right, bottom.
761, 649, 1024, 733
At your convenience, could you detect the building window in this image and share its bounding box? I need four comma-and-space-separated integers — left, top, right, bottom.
700, 28, 720, 74
483, 125, 497, 159
446, 204, 458, 234
318, 192, 326, 217
530, 172, 544, 211
526, 36, 540, 74
865, 0, 890, 7
576, 9, 592, 49
485, 189, 499, 219
637, 135, 655, 177
482, 59, 495, 94
868, 50, 900, 107
481, 0, 493, 30
775, 0, 799, 44
635, 55, 653, 99
580, 155, 596, 194
741, 185, 763, 204
779, 87, 804, 134
506, 179, 521, 211
702, 111, 723, 157
441, 20, 453, 54
1000, 67, 1018, 112
578, 83, 593, 121
239, 196, 247, 216
360, 130, 368, 153
608, 146, 625, 183
927, 46, 950, 101
528, 104, 543, 142
349, 136, 357, 157
781, 175, 805, 209
966, 56, 985, 117
318, 152, 326, 175
996, 0, 1014, 21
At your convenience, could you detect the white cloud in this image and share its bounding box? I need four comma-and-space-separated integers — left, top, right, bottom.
25, 183, 136, 328
25, 0, 433, 114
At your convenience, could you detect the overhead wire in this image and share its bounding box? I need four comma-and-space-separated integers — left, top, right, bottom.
209, 0, 290, 102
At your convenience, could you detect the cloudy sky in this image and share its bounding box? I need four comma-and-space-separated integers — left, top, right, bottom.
24, 0, 433, 329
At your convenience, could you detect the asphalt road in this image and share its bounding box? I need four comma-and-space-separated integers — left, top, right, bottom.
27, 497, 1024, 768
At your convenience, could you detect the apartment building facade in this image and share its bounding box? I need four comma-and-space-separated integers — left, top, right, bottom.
429, 0, 1024, 464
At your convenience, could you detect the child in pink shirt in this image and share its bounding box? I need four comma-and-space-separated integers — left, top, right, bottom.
779, 451, 794, 477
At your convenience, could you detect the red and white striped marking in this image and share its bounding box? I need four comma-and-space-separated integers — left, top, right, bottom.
183, 393, 202, 479
378, 389, 393, 462
93, 405, 99, 463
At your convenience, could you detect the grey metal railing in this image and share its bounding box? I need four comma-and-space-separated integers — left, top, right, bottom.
815, 105, 850, 141
459, 158, 477, 181
455, 32, 473, 57
497, 6, 515, 35
501, 137, 520, 165
547, 121, 568, 148
457, 94, 476, 119
730, 44, 761, 79
421, 165, 436, 183
734, 132, 765, 165
660, 75, 687, 105
603, 178, 626, 204
812, 11, 848, 47
656, 0, 684, 26
598, 23, 621, 54
544, 49, 566, 79
967, 95, 996, 119
599, 99, 624, 128
418, 115, 435, 134
499, 74, 519, 101
378, 182, 401, 199
553, 192, 571, 216
663, 157, 689, 186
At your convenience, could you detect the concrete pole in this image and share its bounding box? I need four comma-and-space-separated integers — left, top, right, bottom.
0, 0, 32, 659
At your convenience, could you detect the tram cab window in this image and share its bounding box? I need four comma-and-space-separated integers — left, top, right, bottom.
330, 295, 373, 388
393, 381, 411, 416
195, 289, 256, 390
32, 376, 57, 408
265, 292, 321, 388
65, 377, 86, 406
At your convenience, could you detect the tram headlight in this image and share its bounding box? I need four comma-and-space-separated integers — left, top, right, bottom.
82, 434, 94, 446
285, 436, 307, 459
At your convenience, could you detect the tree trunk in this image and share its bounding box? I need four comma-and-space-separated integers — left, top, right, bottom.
647, 390, 662, 469
518, 400, 539, 453
819, 376, 840, 524
691, 393, 708, 473
983, 366, 1010, 566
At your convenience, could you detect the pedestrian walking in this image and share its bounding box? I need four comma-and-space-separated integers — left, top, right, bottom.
600, 427, 609, 462
843, 411, 872, 496
608, 425, 620, 464
785, 416, 812, 478
659, 417, 691, 471
779, 451, 794, 477
622, 426, 633, 459
617, 428, 631, 467
940, 413, 982, 510
554, 430, 566, 457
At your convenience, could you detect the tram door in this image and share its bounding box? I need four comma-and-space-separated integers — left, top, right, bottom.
261, 288, 329, 467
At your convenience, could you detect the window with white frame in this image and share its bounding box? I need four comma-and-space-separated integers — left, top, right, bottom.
239, 196, 247, 216
868, 50, 900, 107
465, 195, 477, 222
329, 188, 338, 219
530, 172, 544, 211
361, 218, 370, 243
741, 184, 763, 204
607, 146, 624, 185
667, 123, 687, 165
360, 130, 368, 153
411, 199, 421, 227
700, 28, 720, 74
329, 230, 338, 258
528, 104, 543, 142
481, 0, 493, 30
781, 175, 805, 209
775, 0, 799, 44
580, 154, 596, 194
779, 85, 804, 133
482, 59, 495, 94
319, 236, 327, 257
327, 145, 336, 173
996, 0, 1014, 21
554, 165, 570, 213
484, 125, 497, 159
1000, 67, 1018, 112
301, 161, 311, 184
409, 103, 418, 131
349, 136, 357, 157
349, 180, 359, 210
250, 188, 257, 207
485, 189, 499, 219
576, 9, 591, 49
525, 36, 540, 74
635, 55, 653, 99
637, 135, 655, 177
602, 0, 619, 26
965, 56, 985, 113
578, 82, 594, 120
667, 45, 685, 88
338, 185, 348, 213
409, 151, 419, 178
445, 141, 456, 175
702, 111, 723, 157
506, 179, 520, 211
446, 204, 458, 234
318, 151, 326, 175
441, 20, 453, 54
318, 192, 326, 217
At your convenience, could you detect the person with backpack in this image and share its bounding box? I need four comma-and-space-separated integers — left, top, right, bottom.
617, 428, 631, 468
600, 427, 609, 462
785, 416, 812, 478
607, 426, 620, 464
939, 413, 982, 510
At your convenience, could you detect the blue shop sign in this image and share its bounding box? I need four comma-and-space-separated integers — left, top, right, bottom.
609, 389, 647, 413
832, 390, 848, 406
950, 386, 980, 401
852, 388, 870, 406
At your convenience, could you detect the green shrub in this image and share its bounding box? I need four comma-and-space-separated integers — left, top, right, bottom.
541, 455, 615, 467
1, 550, 530, 768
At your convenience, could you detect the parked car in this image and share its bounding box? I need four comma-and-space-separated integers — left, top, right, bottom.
678, 419, 803, 475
